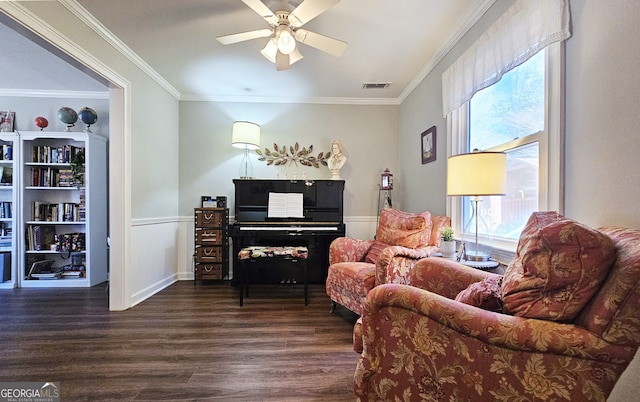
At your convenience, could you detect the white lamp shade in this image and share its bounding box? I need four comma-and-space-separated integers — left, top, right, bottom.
276, 26, 296, 55
261, 39, 278, 63
231, 121, 261, 150
447, 152, 507, 196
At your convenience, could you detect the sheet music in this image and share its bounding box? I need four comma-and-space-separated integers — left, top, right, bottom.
268, 192, 304, 218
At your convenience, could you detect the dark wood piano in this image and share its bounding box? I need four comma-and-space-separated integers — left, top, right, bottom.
230, 179, 346, 284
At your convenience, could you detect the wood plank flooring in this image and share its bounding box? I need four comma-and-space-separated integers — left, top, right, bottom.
0, 281, 360, 401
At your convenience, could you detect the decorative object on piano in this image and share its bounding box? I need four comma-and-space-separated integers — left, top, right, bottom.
256, 142, 330, 168
0, 110, 14, 132
231, 121, 261, 179
34, 116, 49, 131
327, 139, 346, 180
447, 151, 507, 261
78, 107, 98, 133
201, 196, 217, 208
421, 125, 437, 164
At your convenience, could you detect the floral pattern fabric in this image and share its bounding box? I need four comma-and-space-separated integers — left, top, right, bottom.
326, 210, 449, 315
354, 226, 640, 402
502, 211, 617, 321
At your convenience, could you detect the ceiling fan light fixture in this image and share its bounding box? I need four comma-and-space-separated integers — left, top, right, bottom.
289, 47, 304, 65
261, 38, 278, 63
276, 25, 296, 55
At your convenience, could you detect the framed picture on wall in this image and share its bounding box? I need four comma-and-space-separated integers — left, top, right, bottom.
421, 125, 436, 164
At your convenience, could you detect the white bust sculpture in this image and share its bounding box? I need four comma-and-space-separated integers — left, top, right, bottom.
328, 139, 346, 180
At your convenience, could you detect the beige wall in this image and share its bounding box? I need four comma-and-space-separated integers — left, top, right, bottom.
179, 101, 399, 218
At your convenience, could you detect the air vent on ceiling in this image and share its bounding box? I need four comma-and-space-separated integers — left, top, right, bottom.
362, 82, 391, 89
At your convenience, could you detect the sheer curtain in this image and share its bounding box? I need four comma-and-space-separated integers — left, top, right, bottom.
442, 0, 571, 117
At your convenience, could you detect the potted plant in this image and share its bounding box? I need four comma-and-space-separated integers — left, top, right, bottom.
440, 226, 456, 259
70, 150, 85, 187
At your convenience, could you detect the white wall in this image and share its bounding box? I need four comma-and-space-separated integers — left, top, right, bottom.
2, 1, 182, 309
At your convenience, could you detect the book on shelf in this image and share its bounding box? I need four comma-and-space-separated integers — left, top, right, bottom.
33, 201, 81, 222
32, 145, 84, 164
26, 225, 56, 251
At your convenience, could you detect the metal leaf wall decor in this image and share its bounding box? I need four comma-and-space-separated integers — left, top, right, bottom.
256, 143, 331, 168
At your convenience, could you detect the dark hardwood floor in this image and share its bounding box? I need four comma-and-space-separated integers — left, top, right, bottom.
0, 281, 360, 401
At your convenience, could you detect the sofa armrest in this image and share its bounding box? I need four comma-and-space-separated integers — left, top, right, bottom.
329, 237, 374, 265
362, 284, 629, 362
374, 245, 438, 285
408, 257, 498, 299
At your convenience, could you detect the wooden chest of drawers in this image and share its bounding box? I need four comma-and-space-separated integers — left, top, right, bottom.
194, 208, 228, 282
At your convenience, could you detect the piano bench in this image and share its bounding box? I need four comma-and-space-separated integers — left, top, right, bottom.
237, 246, 309, 306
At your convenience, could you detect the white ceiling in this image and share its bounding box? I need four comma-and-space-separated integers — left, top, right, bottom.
2, 0, 495, 104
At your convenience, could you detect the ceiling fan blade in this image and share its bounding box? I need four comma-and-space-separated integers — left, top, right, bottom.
216, 29, 272, 45
276, 51, 291, 71
294, 29, 347, 57
289, 0, 340, 27
241, 0, 278, 25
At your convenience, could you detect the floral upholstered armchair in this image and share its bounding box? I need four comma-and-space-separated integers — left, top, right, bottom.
355, 212, 640, 402
326, 208, 450, 315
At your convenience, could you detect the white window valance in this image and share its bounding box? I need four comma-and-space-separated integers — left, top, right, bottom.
442, 0, 571, 117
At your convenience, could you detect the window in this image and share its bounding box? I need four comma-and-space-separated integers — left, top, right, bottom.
449, 43, 564, 255
465, 50, 545, 242
443, 0, 568, 258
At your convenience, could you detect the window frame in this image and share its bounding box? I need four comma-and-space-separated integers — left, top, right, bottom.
446, 42, 565, 260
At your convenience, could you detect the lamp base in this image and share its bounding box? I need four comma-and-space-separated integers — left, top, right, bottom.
465, 250, 490, 262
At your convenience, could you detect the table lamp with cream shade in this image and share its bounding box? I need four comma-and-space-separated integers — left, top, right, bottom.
232, 121, 261, 179
447, 151, 507, 261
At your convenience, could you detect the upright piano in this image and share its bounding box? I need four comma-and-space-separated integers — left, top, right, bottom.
230, 179, 346, 283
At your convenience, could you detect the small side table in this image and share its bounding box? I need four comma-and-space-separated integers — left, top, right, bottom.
459, 259, 500, 271
237, 246, 309, 306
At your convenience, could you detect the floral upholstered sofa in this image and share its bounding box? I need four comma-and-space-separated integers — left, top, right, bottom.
354, 212, 640, 401
326, 208, 450, 315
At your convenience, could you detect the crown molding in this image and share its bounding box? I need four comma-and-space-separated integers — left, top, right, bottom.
0, 88, 109, 99
398, 0, 497, 103
179, 93, 402, 106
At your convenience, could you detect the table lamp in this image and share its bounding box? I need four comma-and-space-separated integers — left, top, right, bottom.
231, 121, 261, 179
447, 151, 507, 261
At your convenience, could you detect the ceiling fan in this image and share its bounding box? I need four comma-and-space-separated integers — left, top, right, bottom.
216, 0, 347, 71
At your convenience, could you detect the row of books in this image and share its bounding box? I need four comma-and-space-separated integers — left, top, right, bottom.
0, 202, 11, 218
32, 145, 84, 164
33, 201, 84, 222
30, 167, 75, 187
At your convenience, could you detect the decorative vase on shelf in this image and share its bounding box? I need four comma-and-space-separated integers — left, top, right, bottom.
78, 107, 98, 133
57, 107, 78, 132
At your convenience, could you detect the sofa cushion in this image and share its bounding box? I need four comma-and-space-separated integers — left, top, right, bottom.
364, 240, 389, 264
501, 211, 617, 321
455, 276, 503, 312
376, 208, 432, 249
